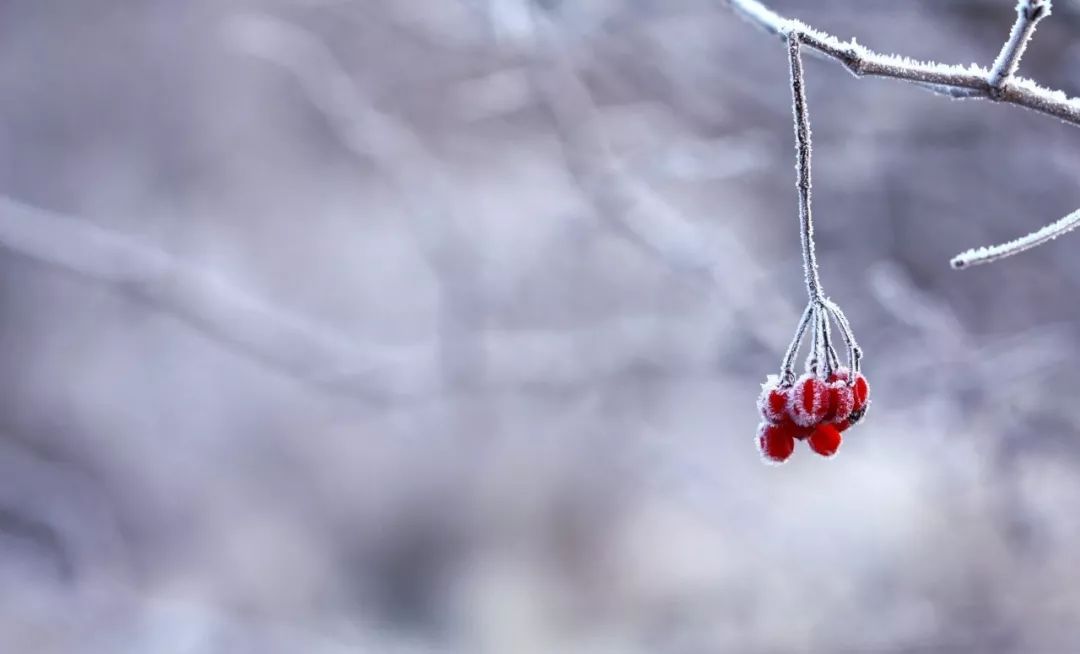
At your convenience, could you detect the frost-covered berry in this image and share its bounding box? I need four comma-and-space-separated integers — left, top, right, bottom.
829, 367, 850, 382
824, 378, 854, 424
851, 372, 870, 412
757, 376, 790, 424
808, 423, 842, 457
757, 422, 796, 464
787, 373, 828, 427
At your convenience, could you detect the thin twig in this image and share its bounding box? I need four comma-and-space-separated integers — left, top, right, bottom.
988, 0, 1051, 92
779, 303, 813, 384
722, 0, 1080, 126
787, 35, 822, 304
824, 299, 861, 375
951, 207, 1080, 268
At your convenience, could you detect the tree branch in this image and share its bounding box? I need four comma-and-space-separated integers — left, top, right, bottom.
950, 207, 1080, 269
0, 197, 439, 401
988, 0, 1051, 92
722, 0, 1080, 126
723, 0, 1080, 268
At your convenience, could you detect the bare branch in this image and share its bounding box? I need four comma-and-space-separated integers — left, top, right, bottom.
725, 0, 1080, 268
951, 207, 1080, 268
722, 0, 1080, 126
224, 13, 490, 393
988, 0, 1051, 91
0, 197, 439, 401
0, 198, 749, 402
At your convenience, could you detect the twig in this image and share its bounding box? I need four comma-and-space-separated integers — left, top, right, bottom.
787, 35, 822, 304
951, 207, 1080, 268
988, 0, 1051, 92
779, 303, 813, 384
723, 0, 1080, 268
722, 0, 1080, 125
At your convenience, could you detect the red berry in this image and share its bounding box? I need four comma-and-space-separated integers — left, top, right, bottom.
808, 423, 842, 457
757, 377, 790, 424
790, 422, 813, 440
851, 372, 870, 412
824, 379, 854, 424
788, 373, 828, 427
828, 367, 851, 383
757, 422, 796, 464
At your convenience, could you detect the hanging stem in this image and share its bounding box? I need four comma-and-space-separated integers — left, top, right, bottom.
779, 303, 814, 385
787, 33, 823, 304
824, 300, 862, 377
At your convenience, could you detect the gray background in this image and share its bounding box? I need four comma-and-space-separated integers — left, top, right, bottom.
2, 0, 1080, 652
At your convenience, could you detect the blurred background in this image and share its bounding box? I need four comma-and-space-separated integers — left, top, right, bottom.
2, 0, 1080, 651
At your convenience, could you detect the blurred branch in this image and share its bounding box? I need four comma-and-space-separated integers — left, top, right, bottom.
525, 15, 800, 349
0, 436, 130, 584
723, 0, 1080, 268
0, 198, 737, 402
0, 197, 438, 401
224, 13, 488, 391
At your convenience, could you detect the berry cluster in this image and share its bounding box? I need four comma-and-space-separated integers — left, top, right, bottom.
755, 300, 867, 465
754, 36, 869, 465
757, 367, 869, 463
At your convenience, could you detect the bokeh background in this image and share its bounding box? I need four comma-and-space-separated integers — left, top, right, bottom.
2, 0, 1080, 651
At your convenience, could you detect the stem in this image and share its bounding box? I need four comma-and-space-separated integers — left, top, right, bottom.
780, 303, 814, 384
787, 34, 823, 303
722, 0, 1080, 127
988, 0, 1051, 91
824, 300, 862, 376
951, 207, 1080, 268
725, 0, 1080, 268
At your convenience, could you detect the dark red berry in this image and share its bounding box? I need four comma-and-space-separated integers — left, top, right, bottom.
757, 422, 796, 464
851, 372, 870, 412
809, 423, 842, 457
828, 367, 850, 383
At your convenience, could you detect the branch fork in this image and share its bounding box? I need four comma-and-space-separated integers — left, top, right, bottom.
727, 0, 1079, 269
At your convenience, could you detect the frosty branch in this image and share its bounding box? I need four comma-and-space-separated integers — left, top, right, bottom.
724, 0, 1080, 268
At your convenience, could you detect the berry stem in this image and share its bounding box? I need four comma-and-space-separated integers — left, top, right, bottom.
824, 300, 862, 376
779, 302, 814, 385
787, 34, 823, 304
